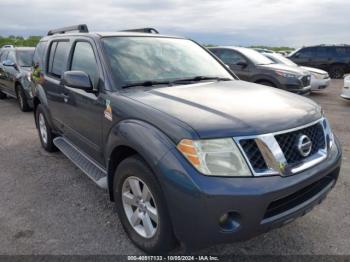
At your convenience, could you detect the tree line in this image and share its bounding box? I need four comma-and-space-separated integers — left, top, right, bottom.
0, 36, 41, 47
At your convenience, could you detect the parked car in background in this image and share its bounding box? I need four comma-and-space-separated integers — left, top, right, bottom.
209, 46, 311, 94
341, 75, 350, 100
1, 44, 14, 49
262, 52, 331, 91
0, 47, 35, 111
31, 25, 341, 254
253, 48, 274, 54
288, 45, 350, 79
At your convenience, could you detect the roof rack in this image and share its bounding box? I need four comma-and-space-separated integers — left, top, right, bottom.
120, 28, 159, 34
47, 24, 89, 36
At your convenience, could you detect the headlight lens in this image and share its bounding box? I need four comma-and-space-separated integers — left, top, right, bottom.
312, 72, 323, 80
177, 138, 252, 177
275, 70, 301, 78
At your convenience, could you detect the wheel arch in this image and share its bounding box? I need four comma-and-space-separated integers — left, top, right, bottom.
105, 119, 175, 201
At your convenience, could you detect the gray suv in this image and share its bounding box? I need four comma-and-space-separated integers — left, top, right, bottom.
210, 46, 311, 94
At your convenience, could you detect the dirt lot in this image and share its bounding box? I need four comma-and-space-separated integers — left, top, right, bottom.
0, 80, 349, 255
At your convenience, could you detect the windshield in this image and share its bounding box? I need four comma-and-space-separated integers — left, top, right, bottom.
266, 53, 297, 66
236, 48, 275, 65
102, 37, 233, 88
17, 50, 34, 67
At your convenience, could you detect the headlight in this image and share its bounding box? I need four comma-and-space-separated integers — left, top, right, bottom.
312, 72, 323, 80
177, 138, 252, 177
275, 70, 301, 79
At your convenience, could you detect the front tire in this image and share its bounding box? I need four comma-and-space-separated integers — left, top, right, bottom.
17, 86, 31, 112
329, 65, 345, 79
113, 156, 176, 254
36, 104, 57, 152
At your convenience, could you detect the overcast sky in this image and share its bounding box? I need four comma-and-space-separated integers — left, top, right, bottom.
0, 0, 349, 47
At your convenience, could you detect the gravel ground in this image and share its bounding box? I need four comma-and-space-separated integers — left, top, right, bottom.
0, 80, 349, 255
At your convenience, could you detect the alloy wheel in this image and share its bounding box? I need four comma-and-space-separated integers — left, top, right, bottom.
39, 113, 48, 144
122, 176, 159, 238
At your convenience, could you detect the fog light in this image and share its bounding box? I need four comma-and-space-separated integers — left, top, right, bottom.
219, 212, 241, 232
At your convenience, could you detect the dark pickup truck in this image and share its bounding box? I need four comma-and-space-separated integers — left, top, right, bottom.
31, 25, 341, 254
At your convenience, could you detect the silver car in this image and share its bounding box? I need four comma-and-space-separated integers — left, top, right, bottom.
262, 52, 331, 91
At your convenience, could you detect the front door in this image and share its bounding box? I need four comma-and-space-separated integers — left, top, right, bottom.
218, 49, 251, 81
61, 40, 105, 164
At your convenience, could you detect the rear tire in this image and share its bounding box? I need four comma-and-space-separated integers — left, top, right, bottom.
329, 65, 345, 79
113, 155, 177, 254
0, 91, 6, 99
17, 86, 31, 112
35, 104, 57, 152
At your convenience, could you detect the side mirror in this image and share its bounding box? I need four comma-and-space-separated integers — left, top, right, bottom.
293, 53, 300, 58
62, 71, 93, 92
237, 61, 248, 68
3, 60, 16, 67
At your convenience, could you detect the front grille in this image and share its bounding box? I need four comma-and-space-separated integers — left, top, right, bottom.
275, 123, 325, 165
240, 139, 267, 172
263, 171, 337, 219
301, 75, 311, 87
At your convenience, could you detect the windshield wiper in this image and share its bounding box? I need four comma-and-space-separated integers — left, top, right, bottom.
171, 76, 231, 84
121, 76, 231, 89
121, 80, 170, 89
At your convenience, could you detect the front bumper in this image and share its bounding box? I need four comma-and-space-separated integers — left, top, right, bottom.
311, 77, 331, 91
278, 76, 311, 94
156, 137, 342, 249
341, 84, 350, 100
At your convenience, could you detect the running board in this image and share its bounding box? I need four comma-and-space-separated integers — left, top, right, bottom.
53, 137, 107, 189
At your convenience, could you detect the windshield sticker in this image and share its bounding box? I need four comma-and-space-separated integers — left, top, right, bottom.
104, 100, 113, 121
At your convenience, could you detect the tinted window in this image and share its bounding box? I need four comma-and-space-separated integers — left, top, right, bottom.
7, 51, 16, 63
48, 41, 70, 77
17, 50, 34, 67
71, 42, 99, 87
33, 41, 47, 68
315, 47, 332, 58
298, 47, 315, 58
219, 49, 246, 65
0, 50, 8, 62
334, 47, 350, 57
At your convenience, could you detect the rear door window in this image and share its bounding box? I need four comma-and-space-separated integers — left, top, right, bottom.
48, 40, 70, 78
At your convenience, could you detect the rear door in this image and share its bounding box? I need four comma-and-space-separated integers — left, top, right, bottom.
43, 39, 71, 130
312, 47, 333, 70
60, 38, 105, 164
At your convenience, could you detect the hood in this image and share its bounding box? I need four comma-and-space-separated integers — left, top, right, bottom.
258, 63, 310, 75
300, 66, 328, 75
125, 80, 322, 138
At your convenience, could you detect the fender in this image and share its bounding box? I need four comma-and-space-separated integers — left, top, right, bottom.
32, 83, 54, 128
251, 74, 281, 88
105, 119, 177, 197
